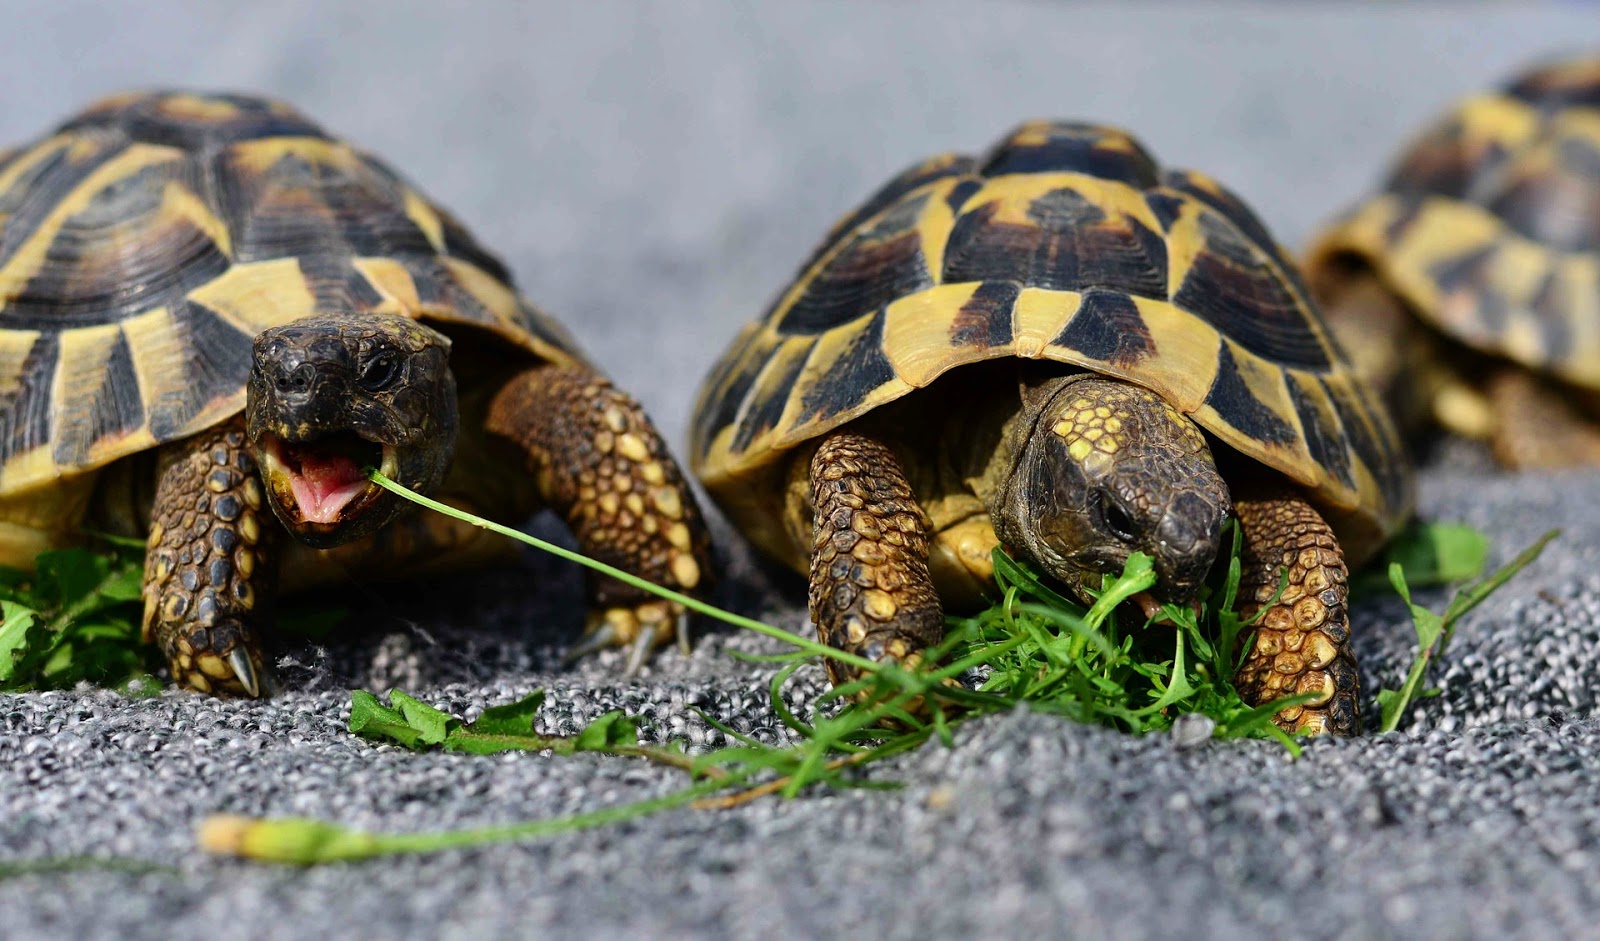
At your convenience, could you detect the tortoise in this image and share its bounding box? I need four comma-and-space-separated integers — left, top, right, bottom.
0, 91, 712, 696
691, 121, 1413, 735
1305, 55, 1600, 467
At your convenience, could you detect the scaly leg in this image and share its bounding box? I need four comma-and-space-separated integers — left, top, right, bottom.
1487, 369, 1600, 469
486, 363, 713, 671
807, 433, 943, 688
1232, 490, 1357, 736
142, 417, 277, 696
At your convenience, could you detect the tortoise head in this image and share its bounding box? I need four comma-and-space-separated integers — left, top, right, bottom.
993, 375, 1230, 612
245, 312, 458, 548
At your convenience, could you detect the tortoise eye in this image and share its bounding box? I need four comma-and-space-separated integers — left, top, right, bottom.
358, 351, 399, 391
1092, 488, 1137, 543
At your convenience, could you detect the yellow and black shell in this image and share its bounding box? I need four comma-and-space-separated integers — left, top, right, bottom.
692, 121, 1411, 566
1307, 56, 1600, 390
0, 91, 580, 499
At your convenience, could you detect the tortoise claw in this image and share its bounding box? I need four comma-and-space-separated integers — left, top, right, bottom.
564, 623, 620, 665
624, 624, 659, 677
227, 647, 261, 698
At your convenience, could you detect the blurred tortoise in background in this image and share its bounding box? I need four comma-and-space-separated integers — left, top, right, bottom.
692, 121, 1413, 735
0, 91, 712, 695
1306, 55, 1600, 467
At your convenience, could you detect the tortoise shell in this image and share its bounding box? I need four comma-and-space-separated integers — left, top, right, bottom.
1306, 56, 1600, 390
0, 91, 581, 498
692, 121, 1411, 564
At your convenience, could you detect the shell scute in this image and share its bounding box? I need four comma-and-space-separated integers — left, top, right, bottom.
695, 121, 1408, 560
0, 91, 579, 495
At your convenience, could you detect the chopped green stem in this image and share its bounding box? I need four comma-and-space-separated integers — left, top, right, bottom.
201, 777, 740, 865
369, 471, 882, 677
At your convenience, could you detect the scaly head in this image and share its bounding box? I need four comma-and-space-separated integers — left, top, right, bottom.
245, 312, 458, 548
994, 376, 1230, 609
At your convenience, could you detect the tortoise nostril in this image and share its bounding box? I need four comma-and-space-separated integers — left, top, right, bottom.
278, 363, 316, 396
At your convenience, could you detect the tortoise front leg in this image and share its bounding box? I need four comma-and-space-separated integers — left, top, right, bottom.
1231, 489, 1357, 736
807, 432, 944, 688
486, 363, 713, 672
142, 417, 277, 697
1486, 369, 1600, 469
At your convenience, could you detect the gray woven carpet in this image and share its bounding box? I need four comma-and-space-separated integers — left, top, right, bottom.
3, 4, 1600, 939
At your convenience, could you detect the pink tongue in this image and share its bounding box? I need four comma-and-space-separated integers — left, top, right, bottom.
287, 451, 368, 524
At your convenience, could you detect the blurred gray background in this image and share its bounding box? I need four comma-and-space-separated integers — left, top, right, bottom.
2, 3, 1600, 940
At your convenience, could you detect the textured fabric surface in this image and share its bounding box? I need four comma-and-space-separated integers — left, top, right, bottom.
2, 4, 1600, 940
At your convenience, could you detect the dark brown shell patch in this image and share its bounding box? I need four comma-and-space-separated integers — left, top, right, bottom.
980, 121, 1160, 189
1174, 211, 1331, 370
1202, 340, 1295, 445
948, 280, 1018, 348
775, 193, 934, 336
1053, 289, 1155, 368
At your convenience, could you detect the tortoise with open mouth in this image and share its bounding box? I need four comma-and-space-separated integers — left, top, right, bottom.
0, 91, 712, 695
691, 122, 1412, 735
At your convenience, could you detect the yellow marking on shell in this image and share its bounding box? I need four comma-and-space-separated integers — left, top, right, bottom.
353, 257, 423, 315
157, 94, 242, 122
438, 257, 525, 333
881, 283, 1010, 387
0, 144, 184, 298
402, 189, 446, 251
616, 433, 650, 463
227, 136, 361, 175
160, 179, 235, 256
186, 258, 319, 336
624, 493, 645, 516
667, 522, 692, 551
49, 323, 138, 465
1453, 92, 1542, 152
1195, 341, 1307, 464
1011, 288, 1081, 357
671, 553, 701, 590
640, 461, 665, 485
772, 319, 914, 451
603, 407, 627, 433
594, 430, 615, 454
963, 172, 1164, 235
0, 135, 71, 205
1103, 416, 1123, 434
597, 492, 620, 516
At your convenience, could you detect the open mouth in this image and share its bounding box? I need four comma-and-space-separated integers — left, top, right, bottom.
258, 432, 397, 527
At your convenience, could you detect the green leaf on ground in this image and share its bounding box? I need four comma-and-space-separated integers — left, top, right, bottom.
1377, 529, 1557, 733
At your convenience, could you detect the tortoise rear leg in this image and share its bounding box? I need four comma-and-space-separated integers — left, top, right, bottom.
1231, 488, 1357, 736
806, 432, 944, 688
1486, 369, 1600, 469
486, 363, 713, 672
143, 417, 277, 697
